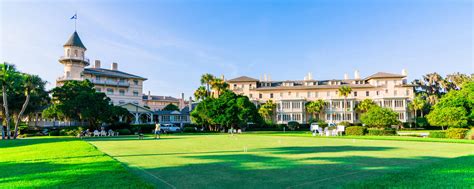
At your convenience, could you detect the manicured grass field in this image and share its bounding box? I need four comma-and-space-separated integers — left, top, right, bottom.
0, 138, 152, 188
86, 133, 474, 189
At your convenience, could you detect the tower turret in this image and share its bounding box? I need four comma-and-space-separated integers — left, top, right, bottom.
57, 31, 89, 85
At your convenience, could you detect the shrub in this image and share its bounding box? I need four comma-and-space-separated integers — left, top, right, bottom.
416, 117, 429, 127
467, 128, 474, 140
130, 124, 155, 133
429, 131, 446, 138
116, 129, 132, 135
183, 127, 198, 132
445, 128, 469, 139
49, 130, 60, 136
367, 128, 396, 136
287, 121, 299, 131
338, 121, 351, 127
345, 126, 367, 136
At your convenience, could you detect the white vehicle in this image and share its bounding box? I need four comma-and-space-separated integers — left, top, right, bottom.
160, 124, 182, 133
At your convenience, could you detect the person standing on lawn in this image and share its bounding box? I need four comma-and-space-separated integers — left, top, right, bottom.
154, 122, 161, 139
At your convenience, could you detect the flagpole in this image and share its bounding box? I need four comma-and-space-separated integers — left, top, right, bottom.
74, 11, 77, 31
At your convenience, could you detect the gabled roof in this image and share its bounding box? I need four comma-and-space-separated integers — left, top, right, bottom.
64, 31, 87, 50
365, 72, 405, 80
84, 68, 147, 80
227, 76, 259, 82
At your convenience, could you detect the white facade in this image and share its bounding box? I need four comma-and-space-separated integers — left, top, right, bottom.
228, 72, 415, 124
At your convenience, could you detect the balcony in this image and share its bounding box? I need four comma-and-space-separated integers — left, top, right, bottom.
57, 76, 83, 82
59, 56, 90, 64
90, 79, 130, 87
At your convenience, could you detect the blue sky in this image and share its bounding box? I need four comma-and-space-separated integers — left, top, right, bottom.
1, 0, 472, 98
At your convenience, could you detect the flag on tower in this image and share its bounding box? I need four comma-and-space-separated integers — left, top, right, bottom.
70, 14, 77, 19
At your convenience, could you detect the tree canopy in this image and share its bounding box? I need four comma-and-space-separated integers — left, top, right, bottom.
43, 80, 128, 128
426, 81, 473, 129
191, 90, 261, 131
360, 106, 400, 128
355, 99, 378, 113
163, 103, 179, 111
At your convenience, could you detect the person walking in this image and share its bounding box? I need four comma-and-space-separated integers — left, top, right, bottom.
154, 122, 161, 139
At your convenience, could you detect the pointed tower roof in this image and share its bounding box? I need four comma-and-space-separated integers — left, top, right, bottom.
63, 31, 86, 50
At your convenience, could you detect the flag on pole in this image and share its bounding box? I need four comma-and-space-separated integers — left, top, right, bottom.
70, 14, 77, 19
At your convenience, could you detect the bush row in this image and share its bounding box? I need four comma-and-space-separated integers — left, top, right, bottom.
428, 128, 471, 139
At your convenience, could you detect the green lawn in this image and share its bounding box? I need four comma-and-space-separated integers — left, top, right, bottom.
85, 133, 474, 189
0, 138, 152, 188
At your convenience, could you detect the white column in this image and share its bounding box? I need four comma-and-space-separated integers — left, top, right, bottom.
134, 113, 139, 124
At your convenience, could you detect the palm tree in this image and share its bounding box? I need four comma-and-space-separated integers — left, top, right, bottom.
0, 63, 17, 139
355, 99, 377, 113
210, 78, 229, 97
200, 73, 215, 97
13, 74, 46, 139
194, 86, 207, 101
258, 100, 276, 122
338, 86, 352, 121
305, 99, 325, 121
408, 94, 426, 127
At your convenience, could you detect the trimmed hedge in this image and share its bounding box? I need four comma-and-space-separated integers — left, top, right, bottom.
429, 131, 446, 138
130, 124, 155, 133
446, 128, 469, 139
345, 126, 367, 136
116, 129, 131, 135
367, 128, 397, 136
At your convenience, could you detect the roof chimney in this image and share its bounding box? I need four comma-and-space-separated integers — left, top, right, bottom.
402, 69, 408, 76
263, 74, 267, 81
354, 70, 360, 79
112, 62, 118, 70
94, 60, 101, 68
188, 97, 193, 111
344, 73, 349, 80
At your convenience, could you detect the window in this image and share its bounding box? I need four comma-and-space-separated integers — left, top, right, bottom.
96, 88, 101, 92
119, 78, 125, 83
133, 91, 139, 96
288, 92, 292, 96
315, 92, 318, 97
354, 91, 357, 97
394, 90, 398, 96
327, 91, 330, 97
376, 91, 380, 96
249, 94, 253, 98
259, 94, 262, 98
270, 93, 274, 98
96, 76, 101, 81
307, 92, 311, 98
280, 92, 283, 97
119, 89, 125, 96
366, 91, 369, 96
406, 90, 409, 96
74, 50, 78, 56
133, 80, 139, 85
385, 89, 388, 94
233, 84, 237, 88
296, 92, 299, 97
119, 100, 125, 104
107, 88, 113, 95
67, 49, 70, 56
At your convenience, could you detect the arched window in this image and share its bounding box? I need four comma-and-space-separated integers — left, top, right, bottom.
66, 71, 71, 78
74, 50, 78, 57
67, 49, 70, 56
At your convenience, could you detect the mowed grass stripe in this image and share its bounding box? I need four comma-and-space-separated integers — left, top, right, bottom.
0, 138, 153, 188
87, 134, 474, 189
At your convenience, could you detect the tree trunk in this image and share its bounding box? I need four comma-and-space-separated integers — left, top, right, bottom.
13, 91, 30, 139
2, 85, 11, 139
413, 109, 417, 128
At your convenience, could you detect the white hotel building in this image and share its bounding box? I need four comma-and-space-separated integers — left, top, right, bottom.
227, 71, 415, 124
